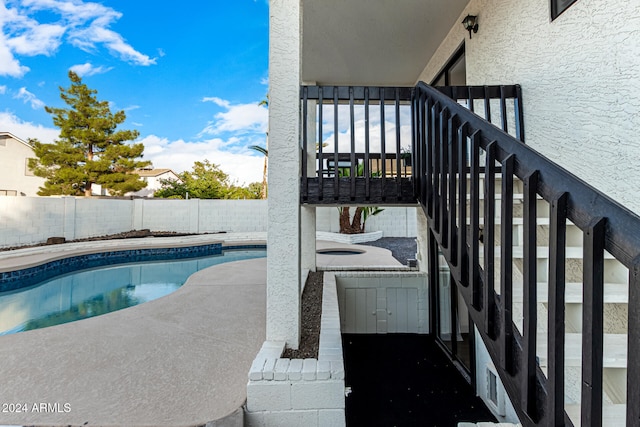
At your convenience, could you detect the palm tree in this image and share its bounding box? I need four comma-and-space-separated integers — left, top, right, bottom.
249, 144, 268, 199
338, 206, 384, 234
249, 97, 269, 199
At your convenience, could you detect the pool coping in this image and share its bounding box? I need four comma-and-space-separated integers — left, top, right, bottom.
0, 233, 267, 272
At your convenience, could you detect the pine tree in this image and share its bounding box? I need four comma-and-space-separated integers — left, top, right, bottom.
29, 71, 150, 196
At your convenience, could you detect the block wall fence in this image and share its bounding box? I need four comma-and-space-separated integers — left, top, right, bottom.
0, 197, 417, 248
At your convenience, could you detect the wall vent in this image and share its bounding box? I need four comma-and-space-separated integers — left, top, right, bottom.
486, 366, 506, 416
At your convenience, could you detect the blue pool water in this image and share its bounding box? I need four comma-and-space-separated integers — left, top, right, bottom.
0, 249, 265, 336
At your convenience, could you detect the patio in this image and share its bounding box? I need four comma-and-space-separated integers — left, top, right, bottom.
0, 235, 402, 426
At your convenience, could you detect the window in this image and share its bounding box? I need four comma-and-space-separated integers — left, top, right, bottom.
551, 0, 578, 20
431, 44, 466, 86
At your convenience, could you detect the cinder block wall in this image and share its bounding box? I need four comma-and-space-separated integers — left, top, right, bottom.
0, 198, 417, 248
316, 206, 417, 237
246, 273, 346, 427
0, 197, 65, 247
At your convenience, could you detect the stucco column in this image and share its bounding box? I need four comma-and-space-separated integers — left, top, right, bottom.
267, 0, 301, 348
301, 96, 317, 274
301, 207, 316, 276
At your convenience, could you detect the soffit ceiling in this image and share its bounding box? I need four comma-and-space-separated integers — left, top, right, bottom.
301, 0, 470, 86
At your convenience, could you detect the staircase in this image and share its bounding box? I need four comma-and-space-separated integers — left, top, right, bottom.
298, 82, 640, 426
414, 82, 640, 427
476, 175, 629, 425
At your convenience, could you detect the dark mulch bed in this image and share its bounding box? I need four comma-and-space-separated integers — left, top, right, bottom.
343, 334, 497, 426
282, 271, 323, 359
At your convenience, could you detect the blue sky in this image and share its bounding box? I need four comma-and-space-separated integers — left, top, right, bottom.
0, 0, 269, 185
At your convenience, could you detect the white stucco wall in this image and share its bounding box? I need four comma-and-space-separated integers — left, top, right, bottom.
267, 0, 302, 347
316, 206, 417, 237
0, 135, 45, 197
419, 0, 640, 213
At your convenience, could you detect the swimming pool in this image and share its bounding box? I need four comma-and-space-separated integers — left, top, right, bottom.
0, 248, 265, 335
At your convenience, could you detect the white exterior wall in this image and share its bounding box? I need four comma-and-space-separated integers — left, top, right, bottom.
0, 135, 45, 197
419, 0, 640, 213
129, 171, 181, 198
267, 0, 302, 347
316, 207, 418, 237
474, 328, 520, 423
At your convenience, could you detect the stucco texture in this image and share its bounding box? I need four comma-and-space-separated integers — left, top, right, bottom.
267, 0, 302, 346
419, 0, 640, 214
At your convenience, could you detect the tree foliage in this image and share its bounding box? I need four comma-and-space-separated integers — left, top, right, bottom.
29, 71, 149, 196
154, 160, 261, 199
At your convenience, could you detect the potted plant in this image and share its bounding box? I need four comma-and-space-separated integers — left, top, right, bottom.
401, 147, 412, 167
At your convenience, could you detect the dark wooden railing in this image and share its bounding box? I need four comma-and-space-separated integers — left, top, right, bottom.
300, 86, 414, 204
434, 85, 525, 142
300, 85, 525, 205
414, 82, 640, 426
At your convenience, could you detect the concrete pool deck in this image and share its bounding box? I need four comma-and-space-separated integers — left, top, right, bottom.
0, 234, 404, 427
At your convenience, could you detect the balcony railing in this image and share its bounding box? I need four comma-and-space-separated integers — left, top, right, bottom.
434, 85, 525, 142
300, 86, 414, 204
300, 85, 525, 205
414, 82, 640, 426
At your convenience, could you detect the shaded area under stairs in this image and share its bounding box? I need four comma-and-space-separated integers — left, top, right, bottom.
343, 334, 497, 426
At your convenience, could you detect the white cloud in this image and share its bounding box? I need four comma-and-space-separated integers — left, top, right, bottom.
0, 111, 58, 143
0, 0, 155, 77
138, 134, 265, 186
0, 85, 6, 94
71, 25, 156, 65
21, 0, 121, 24
200, 98, 268, 136
0, 32, 30, 77
0, 108, 266, 186
202, 97, 229, 108
69, 62, 112, 77
6, 22, 66, 55
14, 87, 45, 109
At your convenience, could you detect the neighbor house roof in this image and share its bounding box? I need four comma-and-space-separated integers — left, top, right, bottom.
0, 132, 34, 149
134, 168, 176, 177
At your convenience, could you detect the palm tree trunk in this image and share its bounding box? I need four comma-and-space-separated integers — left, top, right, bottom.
261, 157, 267, 199
339, 207, 351, 233
339, 207, 364, 234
